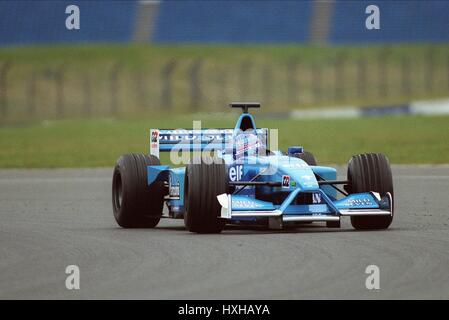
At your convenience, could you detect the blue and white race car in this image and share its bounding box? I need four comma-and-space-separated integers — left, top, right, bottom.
112, 103, 394, 233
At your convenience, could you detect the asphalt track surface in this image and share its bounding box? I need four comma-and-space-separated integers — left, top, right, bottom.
1, 165, 448, 299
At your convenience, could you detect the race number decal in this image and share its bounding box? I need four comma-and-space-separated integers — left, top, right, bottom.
282, 175, 290, 188
151, 130, 159, 143
150, 129, 160, 157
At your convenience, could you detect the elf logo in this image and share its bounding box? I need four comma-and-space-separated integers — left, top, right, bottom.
229, 165, 243, 181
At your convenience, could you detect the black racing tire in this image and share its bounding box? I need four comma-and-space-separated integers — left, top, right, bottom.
293, 151, 317, 166
112, 153, 165, 228
347, 153, 394, 230
184, 157, 228, 234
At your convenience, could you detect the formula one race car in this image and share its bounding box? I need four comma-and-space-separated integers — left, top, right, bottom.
112, 103, 394, 233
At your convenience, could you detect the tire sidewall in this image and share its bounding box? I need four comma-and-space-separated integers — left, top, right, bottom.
112, 154, 163, 228
347, 153, 394, 230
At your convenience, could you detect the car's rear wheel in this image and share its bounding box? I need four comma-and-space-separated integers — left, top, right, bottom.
184, 157, 228, 233
293, 150, 317, 166
347, 153, 394, 230
112, 153, 165, 228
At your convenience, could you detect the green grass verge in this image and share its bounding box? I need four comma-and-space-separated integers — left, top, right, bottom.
1, 44, 449, 123
0, 114, 448, 168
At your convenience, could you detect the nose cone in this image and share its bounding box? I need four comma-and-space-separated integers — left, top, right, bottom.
270, 156, 319, 191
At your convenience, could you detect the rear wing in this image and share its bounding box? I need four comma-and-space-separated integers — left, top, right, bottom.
150, 128, 268, 158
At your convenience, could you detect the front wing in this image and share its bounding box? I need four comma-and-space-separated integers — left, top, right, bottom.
217, 189, 393, 223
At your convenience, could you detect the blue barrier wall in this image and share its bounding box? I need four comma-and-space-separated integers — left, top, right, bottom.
329, 0, 449, 44
0, 0, 137, 46
152, 1, 312, 43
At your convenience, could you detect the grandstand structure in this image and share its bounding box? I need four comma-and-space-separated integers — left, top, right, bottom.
0, 0, 449, 46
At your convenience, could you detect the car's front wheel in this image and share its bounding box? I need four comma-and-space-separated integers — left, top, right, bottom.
347, 153, 394, 230
184, 157, 228, 233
